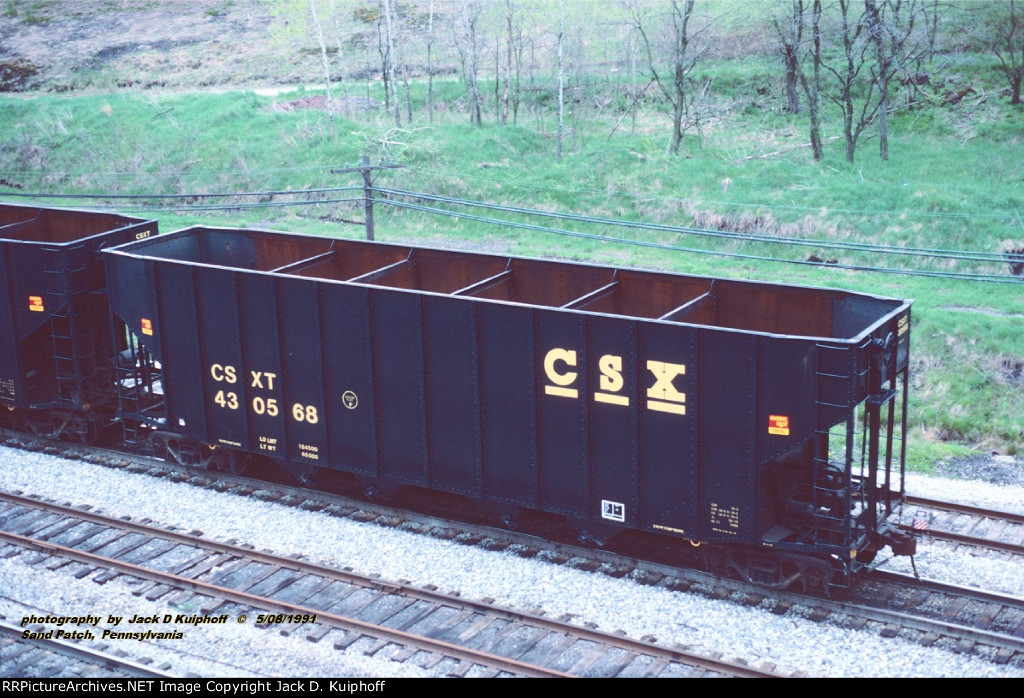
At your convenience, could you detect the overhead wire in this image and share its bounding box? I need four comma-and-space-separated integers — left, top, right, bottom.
380, 198, 1023, 284
109, 197, 365, 213
406, 165, 1022, 221
376, 187, 1012, 264
0, 186, 362, 200
1, 182, 1019, 283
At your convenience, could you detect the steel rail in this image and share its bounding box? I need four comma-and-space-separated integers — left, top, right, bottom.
0, 492, 776, 678
905, 496, 1024, 525
1, 528, 575, 679
0, 620, 177, 678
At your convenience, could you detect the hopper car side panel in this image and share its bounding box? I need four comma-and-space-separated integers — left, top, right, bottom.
239, 273, 288, 462
321, 283, 378, 477
421, 295, 484, 495
155, 263, 205, 437
477, 302, 538, 506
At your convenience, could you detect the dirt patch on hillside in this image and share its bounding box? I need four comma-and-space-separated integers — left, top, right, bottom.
268, 94, 382, 113
0, 1, 320, 93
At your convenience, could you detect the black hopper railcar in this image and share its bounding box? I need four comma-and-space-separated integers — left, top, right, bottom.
103, 226, 915, 595
0, 205, 156, 441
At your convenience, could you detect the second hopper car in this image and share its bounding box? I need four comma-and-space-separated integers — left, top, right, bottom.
0, 205, 155, 441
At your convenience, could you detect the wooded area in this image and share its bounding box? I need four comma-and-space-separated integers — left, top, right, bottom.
283, 0, 1023, 163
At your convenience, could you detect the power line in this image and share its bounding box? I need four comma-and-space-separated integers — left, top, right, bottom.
381, 198, 1022, 284
96, 197, 365, 213
2, 181, 1018, 282
0, 186, 362, 201
0, 164, 342, 178
376, 187, 1011, 264
406, 166, 1022, 221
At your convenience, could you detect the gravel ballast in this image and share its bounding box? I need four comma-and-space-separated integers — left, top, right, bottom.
0, 444, 1021, 678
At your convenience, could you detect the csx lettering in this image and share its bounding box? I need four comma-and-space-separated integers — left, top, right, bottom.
250, 371, 277, 390
210, 364, 237, 383
543, 348, 578, 398
542, 348, 687, 415
595, 354, 628, 406
646, 361, 687, 415
599, 355, 624, 393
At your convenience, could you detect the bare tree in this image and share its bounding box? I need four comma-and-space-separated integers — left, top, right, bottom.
557, 0, 565, 160
824, 0, 874, 163
822, 0, 929, 163
991, 0, 1024, 105
866, 1, 927, 159
453, 0, 484, 126
798, 0, 824, 160
772, 0, 804, 114
427, 0, 436, 123
329, 0, 352, 120
499, 0, 519, 125
381, 0, 401, 127
309, 0, 336, 138
509, 3, 526, 124
632, 0, 710, 156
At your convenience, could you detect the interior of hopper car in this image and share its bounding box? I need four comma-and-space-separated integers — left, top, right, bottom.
121, 226, 903, 341
0, 206, 138, 243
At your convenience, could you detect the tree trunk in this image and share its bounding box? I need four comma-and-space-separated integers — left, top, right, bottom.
309, 0, 335, 139
329, 0, 351, 120
427, 0, 435, 123
454, 1, 483, 127
669, 98, 684, 155
381, 0, 401, 127
630, 33, 638, 135
668, 1, 695, 156
784, 45, 800, 113
839, 0, 859, 164
993, 0, 1023, 105
557, 0, 565, 161
865, 0, 888, 160
376, 13, 390, 117
773, 0, 803, 115
501, 0, 513, 126
808, 0, 822, 160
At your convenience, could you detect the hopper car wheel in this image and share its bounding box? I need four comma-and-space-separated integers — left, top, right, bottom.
149, 434, 168, 460
802, 563, 828, 595
706, 548, 729, 577
74, 413, 104, 445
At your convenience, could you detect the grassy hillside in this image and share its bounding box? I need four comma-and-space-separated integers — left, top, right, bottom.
0, 2, 1021, 468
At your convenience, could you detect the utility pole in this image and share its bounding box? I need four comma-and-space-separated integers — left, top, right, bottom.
331, 156, 405, 240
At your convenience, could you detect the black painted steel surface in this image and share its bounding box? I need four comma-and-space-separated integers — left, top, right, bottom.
0, 205, 155, 413
104, 226, 912, 585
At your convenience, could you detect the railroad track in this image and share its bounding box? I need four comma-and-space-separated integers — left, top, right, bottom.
0, 619, 175, 678
904, 496, 1024, 557
2, 431, 1022, 674
0, 491, 779, 678
839, 571, 1024, 665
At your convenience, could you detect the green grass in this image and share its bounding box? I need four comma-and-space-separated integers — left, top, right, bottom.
0, 60, 1022, 469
